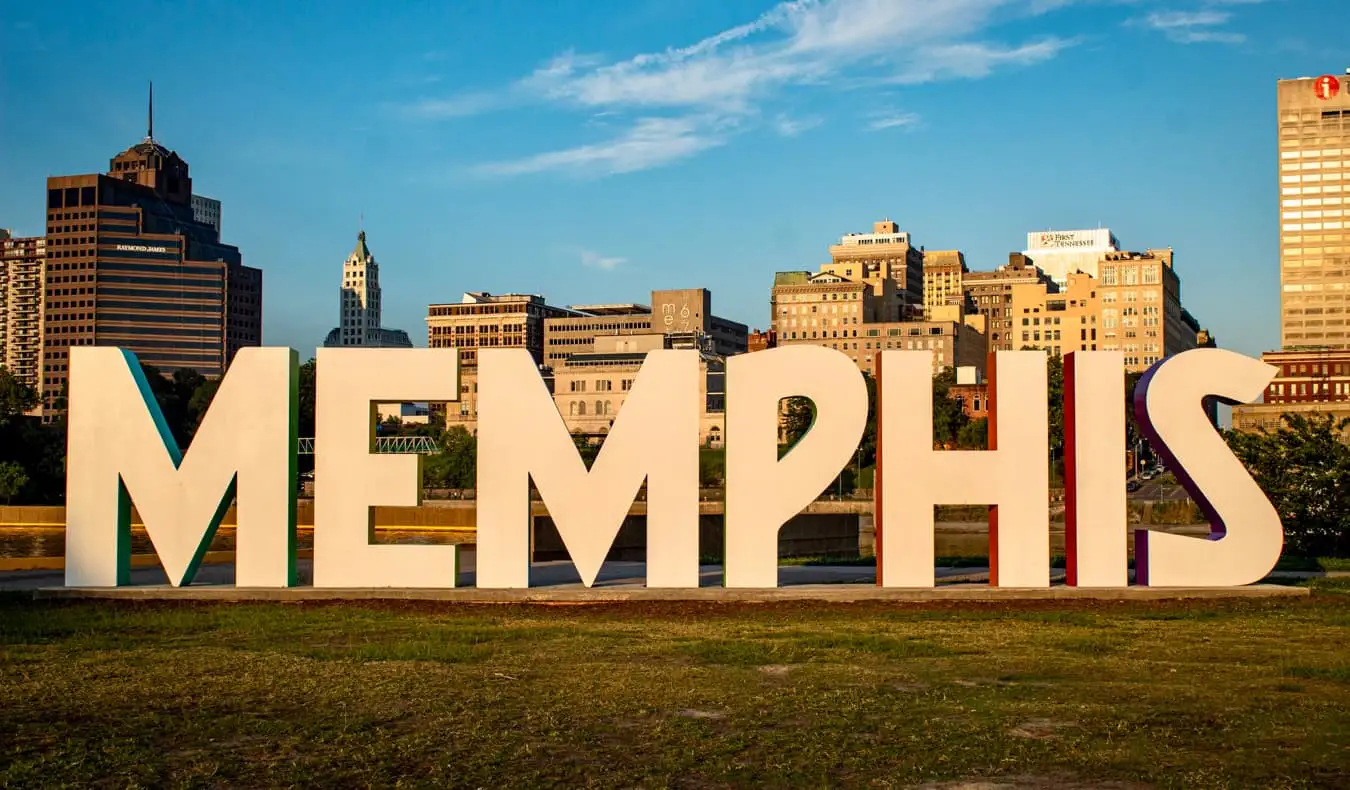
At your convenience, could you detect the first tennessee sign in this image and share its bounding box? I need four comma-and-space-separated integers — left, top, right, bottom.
64, 346, 1284, 590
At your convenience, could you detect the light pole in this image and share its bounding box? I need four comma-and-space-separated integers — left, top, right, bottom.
857, 446, 863, 497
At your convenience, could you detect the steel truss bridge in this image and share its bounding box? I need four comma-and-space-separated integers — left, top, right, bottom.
296, 436, 440, 455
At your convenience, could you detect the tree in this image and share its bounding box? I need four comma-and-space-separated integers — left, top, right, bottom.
931, 367, 970, 448
0, 367, 39, 426
572, 431, 600, 469
957, 417, 989, 450
699, 448, 725, 488
298, 358, 317, 439
1225, 413, 1350, 558
780, 396, 814, 452
859, 373, 877, 467
423, 425, 477, 490
1046, 353, 1065, 457
0, 461, 29, 505
185, 378, 220, 437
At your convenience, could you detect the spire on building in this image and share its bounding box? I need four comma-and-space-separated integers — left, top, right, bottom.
352, 229, 372, 262
147, 81, 154, 142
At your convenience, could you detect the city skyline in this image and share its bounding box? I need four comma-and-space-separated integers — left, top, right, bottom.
1, 0, 1342, 358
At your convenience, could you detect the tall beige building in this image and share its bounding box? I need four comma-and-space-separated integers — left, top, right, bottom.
1097, 249, 1199, 371
1010, 272, 1100, 358
1007, 250, 1203, 373
770, 270, 984, 378
0, 230, 45, 393
1279, 70, 1350, 349
427, 292, 575, 369
964, 253, 1057, 354
923, 250, 968, 318
432, 287, 746, 436
427, 292, 576, 431
823, 219, 924, 321
1233, 70, 1350, 433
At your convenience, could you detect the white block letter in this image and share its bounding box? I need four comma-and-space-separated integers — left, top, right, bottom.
313, 348, 460, 588
476, 348, 700, 589
724, 346, 868, 588
1133, 349, 1282, 586
1064, 351, 1128, 587
877, 350, 1049, 588
66, 347, 298, 588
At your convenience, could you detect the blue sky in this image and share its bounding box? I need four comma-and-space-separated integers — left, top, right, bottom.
1, 0, 1345, 358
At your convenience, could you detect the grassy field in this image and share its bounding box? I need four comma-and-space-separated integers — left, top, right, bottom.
2, 585, 1349, 789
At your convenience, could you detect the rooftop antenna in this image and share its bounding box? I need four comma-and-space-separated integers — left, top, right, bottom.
147, 81, 154, 141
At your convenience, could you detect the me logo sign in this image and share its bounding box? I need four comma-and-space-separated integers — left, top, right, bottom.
64, 346, 1283, 591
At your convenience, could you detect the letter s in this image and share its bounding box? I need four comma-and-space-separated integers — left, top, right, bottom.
1132, 349, 1281, 586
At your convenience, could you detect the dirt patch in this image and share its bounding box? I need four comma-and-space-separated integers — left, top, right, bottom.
676, 709, 727, 720
952, 678, 1029, 688
892, 681, 930, 693
757, 664, 794, 677
1008, 719, 1079, 740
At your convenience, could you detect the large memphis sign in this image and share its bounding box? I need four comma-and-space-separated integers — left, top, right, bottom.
63, 346, 1283, 590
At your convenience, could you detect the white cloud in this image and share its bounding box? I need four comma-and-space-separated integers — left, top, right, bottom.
415, 0, 1088, 176
1132, 4, 1255, 45
1170, 29, 1245, 43
1146, 10, 1231, 28
474, 116, 726, 177
866, 112, 921, 131
396, 92, 504, 119
580, 250, 627, 271
774, 114, 823, 136
884, 37, 1076, 85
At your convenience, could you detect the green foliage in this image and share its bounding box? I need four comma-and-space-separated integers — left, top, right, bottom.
139, 364, 217, 449
423, 426, 476, 490
297, 359, 317, 439
1046, 353, 1065, 456
0, 367, 61, 505
0, 367, 39, 426
860, 373, 877, 466
1225, 412, 1350, 557
780, 396, 814, 452
0, 461, 28, 504
931, 367, 971, 449
572, 432, 600, 470
957, 417, 988, 450
699, 448, 725, 487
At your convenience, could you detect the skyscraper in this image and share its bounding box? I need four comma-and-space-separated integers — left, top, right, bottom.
322, 230, 412, 348
191, 195, 221, 236
1279, 69, 1350, 349
0, 230, 46, 393
40, 86, 262, 415
1232, 68, 1350, 433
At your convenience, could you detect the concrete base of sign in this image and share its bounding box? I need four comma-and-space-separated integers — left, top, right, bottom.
34, 583, 1307, 602
31, 557, 1307, 602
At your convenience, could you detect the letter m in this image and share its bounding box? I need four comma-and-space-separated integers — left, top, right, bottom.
475, 348, 700, 589
64, 347, 298, 588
